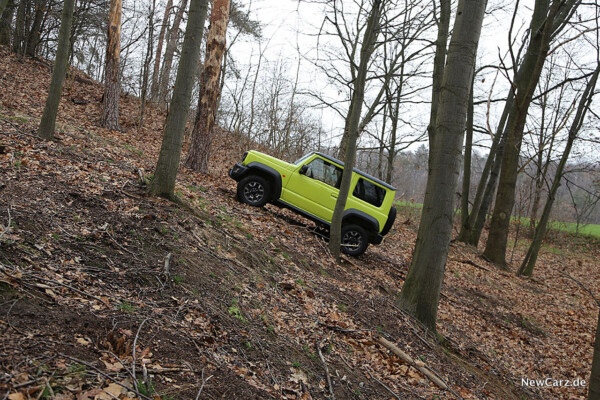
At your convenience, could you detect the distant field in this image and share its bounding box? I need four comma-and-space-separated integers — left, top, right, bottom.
515, 217, 600, 239
394, 200, 600, 239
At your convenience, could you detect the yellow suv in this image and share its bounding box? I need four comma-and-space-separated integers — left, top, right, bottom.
229, 151, 397, 256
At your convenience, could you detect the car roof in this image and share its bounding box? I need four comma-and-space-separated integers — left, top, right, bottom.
313, 152, 397, 191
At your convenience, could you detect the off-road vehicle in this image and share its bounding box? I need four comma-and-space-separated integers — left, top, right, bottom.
229, 151, 397, 256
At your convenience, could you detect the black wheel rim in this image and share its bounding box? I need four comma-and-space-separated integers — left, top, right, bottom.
244, 181, 264, 203
342, 230, 362, 250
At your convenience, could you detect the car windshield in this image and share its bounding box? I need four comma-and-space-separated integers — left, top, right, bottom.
293, 153, 314, 165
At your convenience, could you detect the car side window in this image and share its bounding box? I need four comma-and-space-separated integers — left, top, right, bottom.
305, 158, 343, 188
353, 178, 385, 207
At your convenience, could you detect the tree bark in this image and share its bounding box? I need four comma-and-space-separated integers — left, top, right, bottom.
157, 0, 187, 106
397, 0, 486, 332
0, 0, 9, 16
37, 0, 75, 140
149, 0, 209, 199
458, 74, 474, 242
25, 0, 46, 57
185, 0, 231, 172
426, 0, 451, 159
518, 63, 599, 276
150, 0, 172, 102
329, 0, 383, 261
483, 0, 567, 267
465, 91, 513, 245
0, 0, 14, 46
589, 309, 600, 400
12, 0, 26, 54
100, 0, 122, 131
140, 0, 156, 127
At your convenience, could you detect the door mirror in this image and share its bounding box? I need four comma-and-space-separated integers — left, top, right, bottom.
299, 164, 308, 175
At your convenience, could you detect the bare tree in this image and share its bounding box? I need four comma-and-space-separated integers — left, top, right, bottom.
139, 0, 157, 127
329, 0, 383, 260
0, 0, 14, 46
397, 0, 486, 332
37, 0, 75, 140
0, 0, 9, 16
186, 0, 231, 172
150, 0, 173, 102
157, 0, 188, 106
484, 0, 582, 266
100, 0, 122, 131
149, 0, 208, 198
518, 61, 600, 276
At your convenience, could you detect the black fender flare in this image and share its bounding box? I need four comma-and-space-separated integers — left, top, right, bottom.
245, 162, 283, 200
342, 209, 379, 234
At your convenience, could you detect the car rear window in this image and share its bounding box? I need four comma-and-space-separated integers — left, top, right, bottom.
353, 178, 385, 207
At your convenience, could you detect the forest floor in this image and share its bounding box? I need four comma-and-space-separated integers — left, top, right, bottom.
1, 46, 599, 400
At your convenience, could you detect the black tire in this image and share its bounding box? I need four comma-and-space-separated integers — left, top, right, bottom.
237, 175, 271, 207
341, 224, 369, 256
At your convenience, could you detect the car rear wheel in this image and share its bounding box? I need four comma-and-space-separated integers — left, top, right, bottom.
237, 175, 270, 207
341, 224, 369, 256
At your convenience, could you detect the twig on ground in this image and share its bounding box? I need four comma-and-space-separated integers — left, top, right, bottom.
0, 206, 12, 242
317, 341, 335, 400
195, 368, 213, 400
27, 274, 110, 307
378, 337, 448, 390
163, 253, 172, 286
555, 268, 600, 306
451, 258, 490, 272
132, 318, 149, 394
102, 226, 140, 260
57, 353, 153, 400
365, 369, 400, 400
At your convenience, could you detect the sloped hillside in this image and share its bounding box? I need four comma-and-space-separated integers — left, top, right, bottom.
1, 46, 598, 399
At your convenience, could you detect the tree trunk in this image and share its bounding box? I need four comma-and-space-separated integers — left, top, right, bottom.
140, 0, 156, 127
469, 131, 507, 245
0, 0, 8, 16
397, 0, 486, 332
458, 75, 474, 242
12, 0, 26, 54
589, 309, 600, 400
37, 0, 75, 140
100, 0, 122, 131
518, 63, 599, 276
150, 0, 172, 102
185, 0, 231, 173
149, 0, 208, 199
483, 0, 566, 267
329, 0, 383, 261
426, 0, 451, 159
0, 0, 14, 46
157, 0, 187, 106
25, 0, 46, 57
464, 92, 513, 246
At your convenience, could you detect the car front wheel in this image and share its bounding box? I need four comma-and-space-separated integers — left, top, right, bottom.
341, 224, 369, 256
237, 175, 271, 207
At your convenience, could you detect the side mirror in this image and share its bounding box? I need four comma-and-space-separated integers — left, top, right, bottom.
299, 165, 308, 175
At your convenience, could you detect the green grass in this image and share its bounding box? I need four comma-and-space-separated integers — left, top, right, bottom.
514, 217, 600, 239
394, 198, 600, 239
